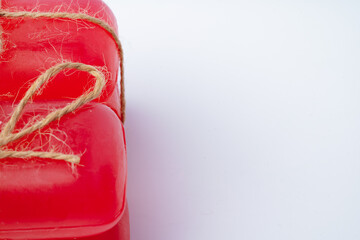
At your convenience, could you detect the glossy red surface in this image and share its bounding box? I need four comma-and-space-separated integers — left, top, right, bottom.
0, 0, 128, 239
75, 204, 130, 240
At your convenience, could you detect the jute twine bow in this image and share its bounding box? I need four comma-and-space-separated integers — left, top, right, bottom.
0, 62, 105, 164
0, 9, 125, 122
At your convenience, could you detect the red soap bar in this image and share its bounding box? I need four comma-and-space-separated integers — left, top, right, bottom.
0, 0, 121, 117
0, 102, 127, 239
0, 0, 128, 239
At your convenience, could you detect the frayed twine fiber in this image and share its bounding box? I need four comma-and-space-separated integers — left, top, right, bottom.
0, 9, 125, 122
0, 62, 106, 164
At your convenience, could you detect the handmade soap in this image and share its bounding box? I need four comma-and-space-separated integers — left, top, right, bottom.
0, 0, 128, 239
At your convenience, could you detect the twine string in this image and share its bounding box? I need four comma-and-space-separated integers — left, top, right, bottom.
0, 62, 106, 164
0, 8, 125, 164
0, 10, 125, 122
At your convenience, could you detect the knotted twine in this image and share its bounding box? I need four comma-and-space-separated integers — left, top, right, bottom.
0, 10, 124, 164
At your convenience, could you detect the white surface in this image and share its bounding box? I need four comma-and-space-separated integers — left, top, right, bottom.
104, 1, 360, 239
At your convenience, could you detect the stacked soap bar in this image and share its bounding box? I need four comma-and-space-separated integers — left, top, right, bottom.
0, 0, 128, 239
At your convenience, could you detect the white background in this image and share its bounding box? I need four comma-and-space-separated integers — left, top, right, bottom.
104, 1, 360, 239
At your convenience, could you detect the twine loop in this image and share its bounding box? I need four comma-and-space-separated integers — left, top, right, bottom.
0, 8, 125, 164
0, 9, 125, 121
0, 62, 106, 164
